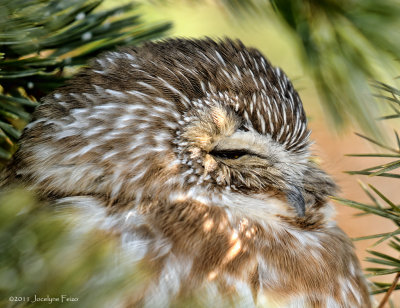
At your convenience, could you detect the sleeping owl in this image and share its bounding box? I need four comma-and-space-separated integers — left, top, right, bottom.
2, 38, 371, 307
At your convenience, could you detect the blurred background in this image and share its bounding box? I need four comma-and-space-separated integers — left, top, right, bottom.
1, 0, 400, 306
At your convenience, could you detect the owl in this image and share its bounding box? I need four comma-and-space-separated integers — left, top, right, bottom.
2, 38, 371, 307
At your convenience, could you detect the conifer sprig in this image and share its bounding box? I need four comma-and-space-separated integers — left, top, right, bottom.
334, 83, 400, 305
0, 0, 171, 165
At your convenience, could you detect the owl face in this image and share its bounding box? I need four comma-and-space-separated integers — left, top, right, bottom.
176, 95, 309, 216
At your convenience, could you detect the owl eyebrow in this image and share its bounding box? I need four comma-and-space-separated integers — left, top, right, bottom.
210, 148, 267, 160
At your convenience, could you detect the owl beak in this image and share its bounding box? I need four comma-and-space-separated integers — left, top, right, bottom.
286, 186, 305, 217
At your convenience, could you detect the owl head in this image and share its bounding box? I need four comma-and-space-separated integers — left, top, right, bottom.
152, 39, 317, 217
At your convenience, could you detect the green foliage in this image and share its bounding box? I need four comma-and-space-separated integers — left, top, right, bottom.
0, 0, 171, 165
333, 83, 400, 303
219, 0, 400, 137
0, 188, 150, 308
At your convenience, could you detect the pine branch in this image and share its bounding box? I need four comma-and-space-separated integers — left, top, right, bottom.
335, 81, 400, 302
0, 0, 171, 166
378, 272, 400, 308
